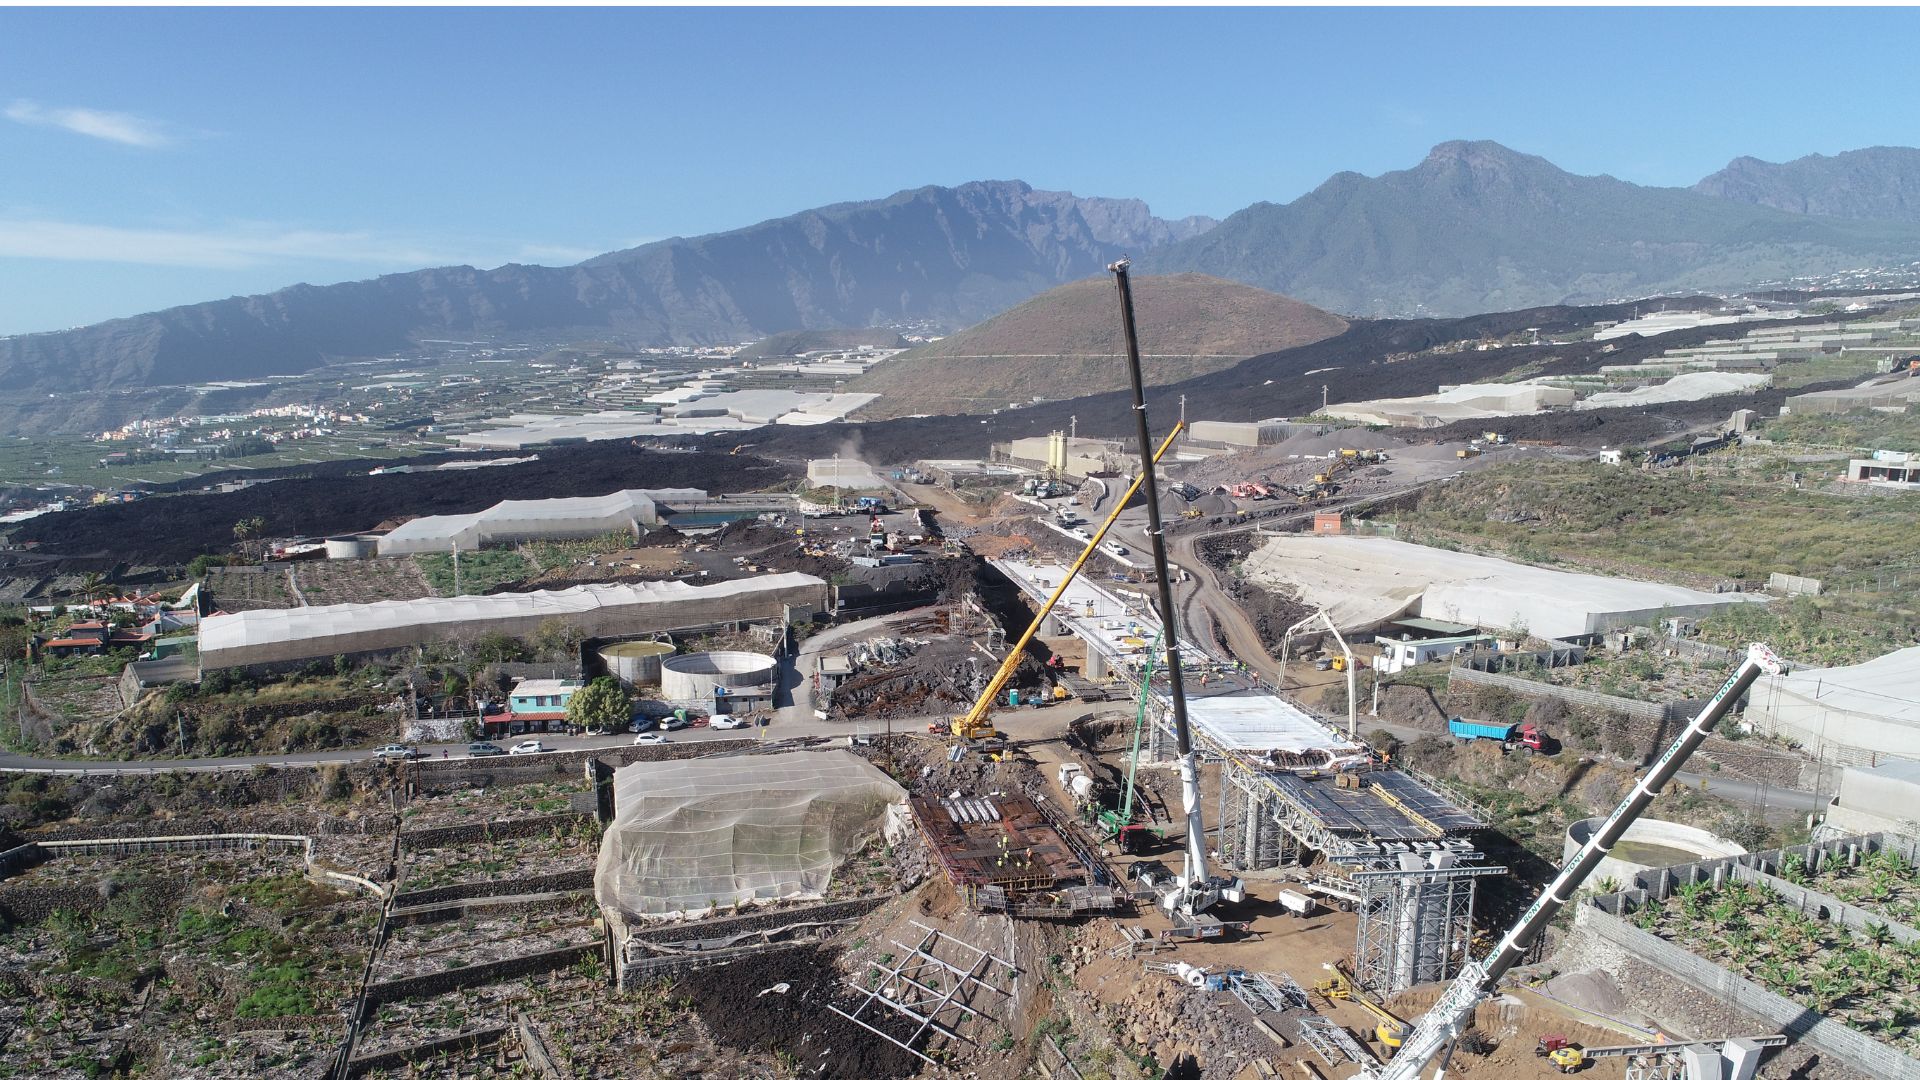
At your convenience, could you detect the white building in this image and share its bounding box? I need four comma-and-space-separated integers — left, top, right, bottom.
1241, 536, 1765, 638
1749, 645, 1920, 763
376, 488, 705, 556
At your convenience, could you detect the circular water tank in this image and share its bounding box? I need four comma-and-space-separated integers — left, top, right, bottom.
598, 639, 676, 687
1564, 817, 1746, 887
661, 650, 778, 703
325, 535, 374, 560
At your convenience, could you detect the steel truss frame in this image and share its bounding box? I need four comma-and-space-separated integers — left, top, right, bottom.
1351, 863, 1508, 995
827, 922, 1018, 1067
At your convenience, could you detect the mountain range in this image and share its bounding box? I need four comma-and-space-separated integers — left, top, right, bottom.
0, 182, 1214, 394
1141, 141, 1920, 316
5, 142, 1920, 400
1694, 147, 1920, 222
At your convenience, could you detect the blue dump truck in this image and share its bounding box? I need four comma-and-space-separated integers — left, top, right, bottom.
1448, 717, 1550, 752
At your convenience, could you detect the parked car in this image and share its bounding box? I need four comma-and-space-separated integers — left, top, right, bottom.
373, 744, 418, 760
507, 740, 548, 755
627, 718, 657, 734
709, 715, 749, 730
631, 732, 669, 746
466, 742, 506, 757
661, 713, 694, 731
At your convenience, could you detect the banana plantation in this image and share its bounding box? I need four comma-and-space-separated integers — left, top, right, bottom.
1630, 875, 1920, 1052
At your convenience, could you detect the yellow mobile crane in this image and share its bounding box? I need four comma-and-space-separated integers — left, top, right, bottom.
1317, 962, 1412, 1052
942, 424, 1183, 741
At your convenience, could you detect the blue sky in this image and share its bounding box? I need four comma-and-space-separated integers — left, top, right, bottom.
2, 6, 1917, 335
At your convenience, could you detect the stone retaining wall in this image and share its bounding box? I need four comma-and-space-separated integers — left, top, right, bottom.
392, 868, 595, 909
344, 1026, 510, 1077
398, 813, 591, 852
31, 814, 391, 841
0, 879, 192, 923
1577, 905, 1920, 1077
1447, 664, 1703, 722
363, 941, 600, 1006
384, 888, 590, 929
624, 895, 890, 945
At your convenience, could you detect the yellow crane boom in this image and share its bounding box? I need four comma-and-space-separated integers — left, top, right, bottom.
949, 422, 1183, 739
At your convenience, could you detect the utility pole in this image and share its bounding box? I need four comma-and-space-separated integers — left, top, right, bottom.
1322, 385, 1329, 412
1179, 394, 1187, 430
1069, 415, 1077, 441
451, 542, 462, 596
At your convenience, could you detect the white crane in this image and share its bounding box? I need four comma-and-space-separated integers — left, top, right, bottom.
1365, 643, 1784, 1080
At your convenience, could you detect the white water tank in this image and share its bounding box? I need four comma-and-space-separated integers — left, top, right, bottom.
661, 650, 778, 702
598, 639, 676, 688
1564, 817, 1746, 888
325, 535, 375, 560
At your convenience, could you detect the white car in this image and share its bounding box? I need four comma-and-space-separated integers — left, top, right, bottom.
709, 716, 749, 730
507, 739, 548, 755
631, 732, 669, 746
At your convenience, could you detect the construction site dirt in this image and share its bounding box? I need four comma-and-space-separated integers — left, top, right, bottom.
672, 945, 925, 1080
1195, 530, 1313, 652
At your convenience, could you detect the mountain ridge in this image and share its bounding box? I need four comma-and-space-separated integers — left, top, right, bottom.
0, 180, 1212, 394
8, 142, 1920, 404
1141, 140, 1920, 316
1693, 146, 1920, 222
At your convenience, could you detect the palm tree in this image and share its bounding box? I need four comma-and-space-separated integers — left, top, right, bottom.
77, 570, 112, 611
232, 516, 267, 561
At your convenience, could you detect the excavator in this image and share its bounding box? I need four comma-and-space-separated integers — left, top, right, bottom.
937, 424, 1182, 741
1316, 961, 1411, 1053
1359, 642, 1784, 1080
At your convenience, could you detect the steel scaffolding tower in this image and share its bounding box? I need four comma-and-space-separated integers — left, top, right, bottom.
1351, 862, 1508, 995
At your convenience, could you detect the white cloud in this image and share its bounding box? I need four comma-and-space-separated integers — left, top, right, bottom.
5, 99, 172, 148
0, 218, 459, 269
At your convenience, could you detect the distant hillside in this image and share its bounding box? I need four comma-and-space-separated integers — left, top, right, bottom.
1694, 147, 1920, 222
0, 181, 1213, 401
843, 273, 1346, 419
734, 328, 908, 359
1143, 140, 1920, 316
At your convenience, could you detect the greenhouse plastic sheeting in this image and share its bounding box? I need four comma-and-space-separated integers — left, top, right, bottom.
594, 749, 906, 917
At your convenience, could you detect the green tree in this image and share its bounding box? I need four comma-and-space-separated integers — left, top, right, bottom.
566, 677, 631, 733
231, 516, 268, 560
533, 618, 584, 660
471, 632, 529, 665
77, 570, 113, 610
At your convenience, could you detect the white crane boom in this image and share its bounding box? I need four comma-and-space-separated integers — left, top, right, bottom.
1369, 643, 1784, 1080
1279, 608, 1358, 739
